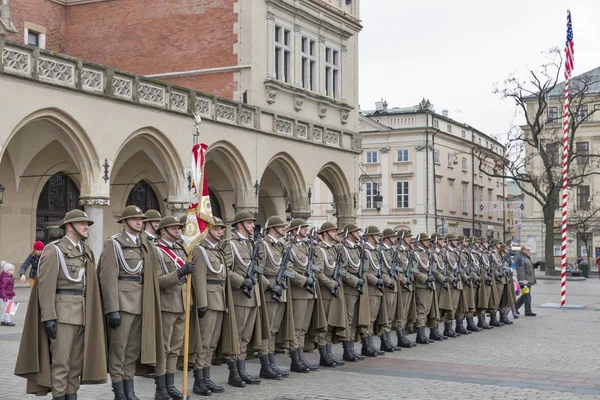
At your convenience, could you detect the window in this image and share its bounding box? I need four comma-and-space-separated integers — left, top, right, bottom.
577, 185, 590, 210
433, 119, 439, 128
447, 154, 455, 168
396, 181, 409, 208
577, 104, 589, 123
397, 149, 409, 162
463, 228, 471, 236
547, 106, 559, 123
478, 188, 483, 214
325, 46, 340, 98
461, 130, 466, 138
433, 149, 440, 165
27, 30, 39, 46
488, 189, 493, 218
365, 181, 380, 209
365, 151, 378, 164
447, 124, 452, 132
462, 186, 468, 213
449, 181, 455, 212
275, 25, 292, 83
576, 142, 589, 165
462, 157, 468, 171
301, 36, 317, 91
545, 142, 560, 166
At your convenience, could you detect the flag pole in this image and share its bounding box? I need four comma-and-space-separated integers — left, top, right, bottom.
560, 10, 574, 307
182, 116, 200, 399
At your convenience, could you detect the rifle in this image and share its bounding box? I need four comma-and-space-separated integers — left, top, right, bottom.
242, 226, 266, 299
304, 228, 317, 295
271, 233, 296, 303
390, 245, 400, 282
375, 237, 385, 293
479, 249, 493, 285
355, 235, 367, 295
439, 244, 449, 289
404, 247, 415, 290
330, 243, 344, 298
426, 249, 436, 291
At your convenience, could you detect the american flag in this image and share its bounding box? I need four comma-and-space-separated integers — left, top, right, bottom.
565, 10, 574, 78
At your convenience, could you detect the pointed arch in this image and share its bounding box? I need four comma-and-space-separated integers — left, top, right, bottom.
317, 162, 353, 223
205, 140, 253, 194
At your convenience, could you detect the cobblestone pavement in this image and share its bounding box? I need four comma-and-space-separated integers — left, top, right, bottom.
2, 277, 599, 399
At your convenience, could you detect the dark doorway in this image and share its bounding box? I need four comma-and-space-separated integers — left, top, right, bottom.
36, 172, 80, 244
126, 180, 160, 212
208, 188, 222, 219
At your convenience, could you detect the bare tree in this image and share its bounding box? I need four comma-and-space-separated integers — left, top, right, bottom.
475, 48, 600, 275
567, 205, 600, 266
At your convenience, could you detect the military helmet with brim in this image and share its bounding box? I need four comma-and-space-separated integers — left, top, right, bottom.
117, 205, 147, 222
142, 209, 162, 222
232, 211, 256, 226
212, 217, 226, 228
287, 218, 309, 232
265, 215, 286, 228
382, 228, 396, 239
364, 225, 381, 236
60, 209, 94, 229
318, 222, 337, 234
157, 216, 184, 233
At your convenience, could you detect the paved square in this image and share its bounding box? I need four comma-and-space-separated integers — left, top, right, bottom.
2, 274, 600, 399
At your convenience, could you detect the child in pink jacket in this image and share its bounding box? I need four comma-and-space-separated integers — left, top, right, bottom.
0, 261, 16, 326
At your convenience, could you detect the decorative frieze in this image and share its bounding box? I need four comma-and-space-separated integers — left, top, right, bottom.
297, 123, 308, 139
170, 91, 188, 112
38, 57, 75, 87
79, 197, 110, 207
138, 82, 165, 106
216, 103, 237, 123
165, 202, 188, 211
112, 76, 133, 99
276, 118, 293, 135
81, 68, 103, 93
325, 130, 340, 146
240, 109, 254, 128
313, 127, 323, 143
2, 47, 30, 76
195, 97, 211, 117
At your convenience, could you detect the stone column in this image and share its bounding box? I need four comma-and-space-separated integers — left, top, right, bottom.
79, 197, 110, 259
166, 201, 188, 220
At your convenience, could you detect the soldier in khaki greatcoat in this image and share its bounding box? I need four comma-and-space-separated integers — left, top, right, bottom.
143, 209, 162, 244
473, 237, 493, 330
379, 228, 400, 352
489, 239, 514, 325
97, 205, 164, 400
394, 230, 417, 348
427, 233, 451, 341
15, 210, 106, 400
454, 236, 480, 333
153, 216, 194, 400
412, 233, 439, 344
361, 226, 386, 357
442, 234, 464, 338
314, 222, 348, 368
224, 212, 268, 387
192, 217, 240, 395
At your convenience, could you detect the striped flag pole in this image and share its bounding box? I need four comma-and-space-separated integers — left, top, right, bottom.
561, 10, 574, 306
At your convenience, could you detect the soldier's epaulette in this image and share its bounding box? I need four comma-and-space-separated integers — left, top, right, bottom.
104, 233, 121, 244
49, 239, 62, 245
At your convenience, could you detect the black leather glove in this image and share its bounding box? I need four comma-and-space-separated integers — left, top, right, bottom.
426, 275, 435, 282
357, 278, 365, 287
333, 280, 340, 289
267, 284, 283, 296
388, 281, 396, 290
243, 277, 254, 289
377, 278, 384, 287
198, 307, 208, 319
107, 311, 121, 329
44, 320, 57, 340
305, 276, 314, 287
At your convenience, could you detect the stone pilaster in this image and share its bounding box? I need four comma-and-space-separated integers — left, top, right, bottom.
165, 201, 188, 219
79, 197, 110, 259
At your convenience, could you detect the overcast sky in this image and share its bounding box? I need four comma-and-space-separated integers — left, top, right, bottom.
358, 1, 600, 138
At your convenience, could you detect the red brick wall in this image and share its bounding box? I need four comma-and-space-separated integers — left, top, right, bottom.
5, 0, 66, 52
64, 0, 238, 99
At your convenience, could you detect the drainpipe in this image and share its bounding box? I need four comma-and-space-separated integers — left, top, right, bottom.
502, 174, 507, 243
425, 111, 430, 233
472, 140, 476, 236
432, 130, 438, 233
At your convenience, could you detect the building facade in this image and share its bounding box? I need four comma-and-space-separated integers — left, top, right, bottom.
0, 0, 363, 265
341, 99, 508, 237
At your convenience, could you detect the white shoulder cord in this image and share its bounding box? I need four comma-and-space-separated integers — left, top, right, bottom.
199, 245, 224, 274
52, 245, 85, 283
415, 250, 430, 269
230, 241, 250, 268
365, 248, 379, 271
291, 245, 309, 267
381, 250, 392, 271
112, 238, 143, 275
264, 241, 282, 268
156, 248, 169, 275
343, 246, 361, 269
319, 247, 336, 271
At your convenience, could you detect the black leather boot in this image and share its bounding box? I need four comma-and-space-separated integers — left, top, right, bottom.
500, 312, 513, 325
326, 343, 345, 365
112, 381, 127, 400
153, 375, 172, 400
66, 395, 77, 400
239, 359, 262, 383
489, 312, 503, 327
318, 345, 336, 367
443, 321, 459, 338
258, 355, 280, 380
53, 396, 66, 400
123, 379, 139, 400
466, 316, 481, 332
396, 328, 417, 348
290, 349, 310, 373
342, 341, 358, 362
415, 327, 431, 344
349, 341, 365, 360
368, 336, 386, 355
455, 319, 470, 335
203, 367, 224, 393
361, 336, 378, 357
298, 348, 319, 371
478, 313, 493, 329
164, 373, 183, 400
268, 353, 289, 378
226, 361, 246, 388
193, 368, 213, 396
429, 325, 445, 341
380, 332, 396, 352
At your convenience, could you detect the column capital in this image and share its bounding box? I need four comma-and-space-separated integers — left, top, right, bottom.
79, 197, 110, 207
234, 206, 259, 216
165, 201, 188, 212
291, 211, 312, 221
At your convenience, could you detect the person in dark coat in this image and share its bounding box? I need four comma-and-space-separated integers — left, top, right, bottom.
19, 241, 44, 287
515, 245, 537, 317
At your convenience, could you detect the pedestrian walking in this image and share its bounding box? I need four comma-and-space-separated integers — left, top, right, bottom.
1, 261, 16, 326
19, 241, 44, 287
515, 245, 537, 317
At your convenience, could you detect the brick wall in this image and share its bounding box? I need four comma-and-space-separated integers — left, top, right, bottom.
64, 0, 238, 99
5, 0, 66, 52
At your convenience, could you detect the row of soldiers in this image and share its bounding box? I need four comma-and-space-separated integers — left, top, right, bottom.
14, 206, 517, 400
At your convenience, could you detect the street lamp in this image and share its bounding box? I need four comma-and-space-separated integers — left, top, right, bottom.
441, 217, 446, 235
0, 183, 4, 204
374, 192, 383, 212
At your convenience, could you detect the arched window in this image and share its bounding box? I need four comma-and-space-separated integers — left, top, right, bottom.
126, 180, 160, 212
36, 172, 80, 243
